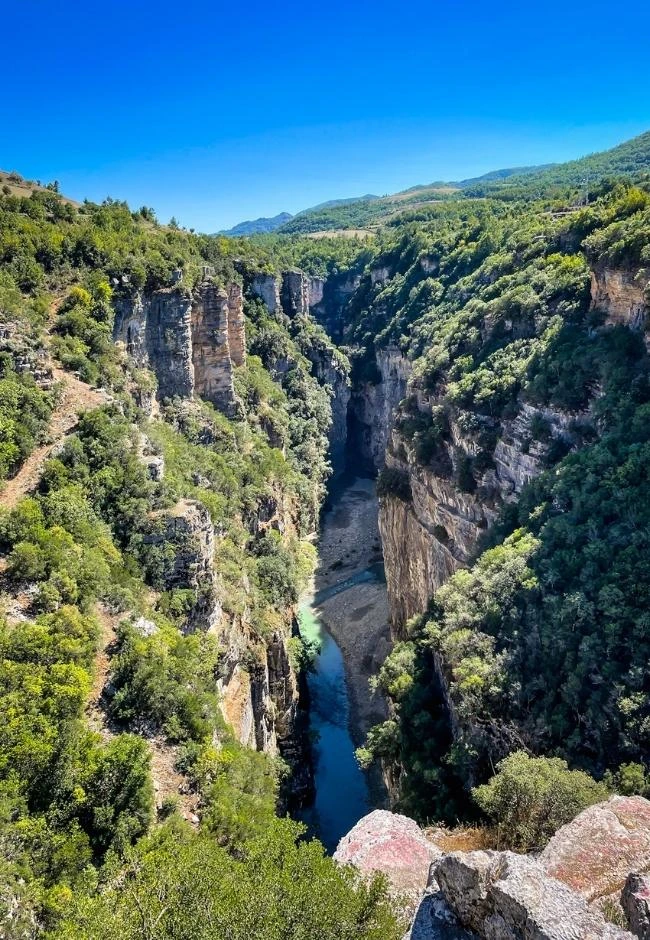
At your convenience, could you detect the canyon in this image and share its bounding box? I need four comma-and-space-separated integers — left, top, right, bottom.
112, 253, 650, 841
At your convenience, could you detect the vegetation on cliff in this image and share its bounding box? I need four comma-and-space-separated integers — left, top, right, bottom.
3, 125, 650, 933
0, 184, 400, 936
355, 143, 650, 828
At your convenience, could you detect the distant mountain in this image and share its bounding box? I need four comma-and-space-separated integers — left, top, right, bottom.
224, 130, 650, 238
298, 195, 379, 213
455, 164, 554, 186
461, 132, 650, 195
219, 211, 293, 236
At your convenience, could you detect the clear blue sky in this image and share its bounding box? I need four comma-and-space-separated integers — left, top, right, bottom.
2, 0, 649, 231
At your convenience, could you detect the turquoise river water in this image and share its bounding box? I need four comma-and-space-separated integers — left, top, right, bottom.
297, 564, 384, 853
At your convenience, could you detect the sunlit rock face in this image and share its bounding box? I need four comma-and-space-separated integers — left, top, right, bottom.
190, 282, 241, 417
250, 272, 282, 315
541, 795, 650, 903
114, 279, 246, 416
334, 809, 440, 908
434, 850, 632, 939
591, 266, 650, 338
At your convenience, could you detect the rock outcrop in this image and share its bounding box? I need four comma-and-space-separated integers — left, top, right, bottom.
227, 282, 247, 367
144, 499, 222, 634
334, 810, 440, 904
216, 615, 312, 805
250, 273, 282, 316
375, 390, 588, 631
190, 282, 241, 416
114, 279, 246, 416
541, 796, 650, 903
350, 346, 412, 472
434, 850, 632, 939
114, 287, 194, 399
336, 803, 650, 939
310, 270, 361, 342
622, 873, 650, 940
591, 267, 650, 337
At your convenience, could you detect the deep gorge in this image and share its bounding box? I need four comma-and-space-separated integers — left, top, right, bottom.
5, 142, 650, 937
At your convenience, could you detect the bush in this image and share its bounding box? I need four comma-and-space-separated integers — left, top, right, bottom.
53, 818, 403, 940
377, 467, 412, 502
472, 751, 608, 851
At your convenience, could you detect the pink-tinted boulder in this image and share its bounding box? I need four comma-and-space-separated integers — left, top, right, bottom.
334, 809, 440, 901
541, 796, 650, 902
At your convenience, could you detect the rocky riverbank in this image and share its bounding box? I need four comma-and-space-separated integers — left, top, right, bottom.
314, 476, 391, 749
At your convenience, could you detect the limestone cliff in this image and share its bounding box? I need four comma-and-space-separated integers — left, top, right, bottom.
190, 282, 241, 416
114, 274, 322, 805
350, 347, 412, 473
591, 266, 650, 338
250, 273, 282, 316
346, 342, 592, 632
378, 398, 586, 631
114, 278, 246, 416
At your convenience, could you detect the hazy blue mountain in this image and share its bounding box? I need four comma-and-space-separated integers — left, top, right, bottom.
219, 211, 293, 236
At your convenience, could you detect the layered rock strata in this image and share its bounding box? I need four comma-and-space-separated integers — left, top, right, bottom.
591, 266, 650, 337
114, 279, 246, 416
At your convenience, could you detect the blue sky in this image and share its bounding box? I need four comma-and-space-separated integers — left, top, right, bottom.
2, 0, 649, 231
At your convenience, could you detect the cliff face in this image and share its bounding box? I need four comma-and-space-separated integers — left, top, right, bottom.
365, 267, 648, 634
279, 270, 327, 319
190, 283, 241, 417
345, 333, 593, 634
114, 279, 246, 416
303, 343, 350, 478
115, 276, 322, 805
114, 287, 195, 399
250, 273, 282, 316
350, 347, 411, 473
591, 266, 650, 338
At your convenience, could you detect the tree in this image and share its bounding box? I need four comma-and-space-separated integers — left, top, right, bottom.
53, 818, 402, 940
472, 751, 608, 851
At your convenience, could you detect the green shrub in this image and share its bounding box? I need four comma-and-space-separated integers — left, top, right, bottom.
377, 467, 411, 502
472, 751, 608, 851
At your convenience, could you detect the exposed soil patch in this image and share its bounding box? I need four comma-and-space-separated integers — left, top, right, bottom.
0, 366, 108, 510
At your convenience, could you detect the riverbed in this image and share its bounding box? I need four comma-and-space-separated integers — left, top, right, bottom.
298, 476, 391, 853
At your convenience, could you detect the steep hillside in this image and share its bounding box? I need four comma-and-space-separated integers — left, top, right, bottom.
0, 185, 401, 937
339, 173, 650, 822
5, 127, 650, 938
278, 130, 650, 233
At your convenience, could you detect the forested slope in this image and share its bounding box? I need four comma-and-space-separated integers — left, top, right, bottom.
348, 160, 650, 822
0, 182, 400, 937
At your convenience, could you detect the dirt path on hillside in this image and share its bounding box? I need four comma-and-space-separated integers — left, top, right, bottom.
0, 367, 107, 510
87, 604, 200, 827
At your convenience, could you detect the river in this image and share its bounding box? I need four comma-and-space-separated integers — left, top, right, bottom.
297, 476, 391, 853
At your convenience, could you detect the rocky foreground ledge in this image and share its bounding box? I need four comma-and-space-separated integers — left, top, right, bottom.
334, 802, 650, 939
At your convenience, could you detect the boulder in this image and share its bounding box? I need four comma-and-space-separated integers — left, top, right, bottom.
622, 873, 650, 939
434, 850, 633, 939
334, 811, 472, 938
334, 810, 440, 902
541, 796, 650, 902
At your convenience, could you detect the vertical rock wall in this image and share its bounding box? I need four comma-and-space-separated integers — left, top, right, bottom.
250, 273, 282, 315
114, 279, 246, 416
190, 283, 240, 416
227, 283, 247, 367
349, 346, 411, 472
590, 266, 650, 340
